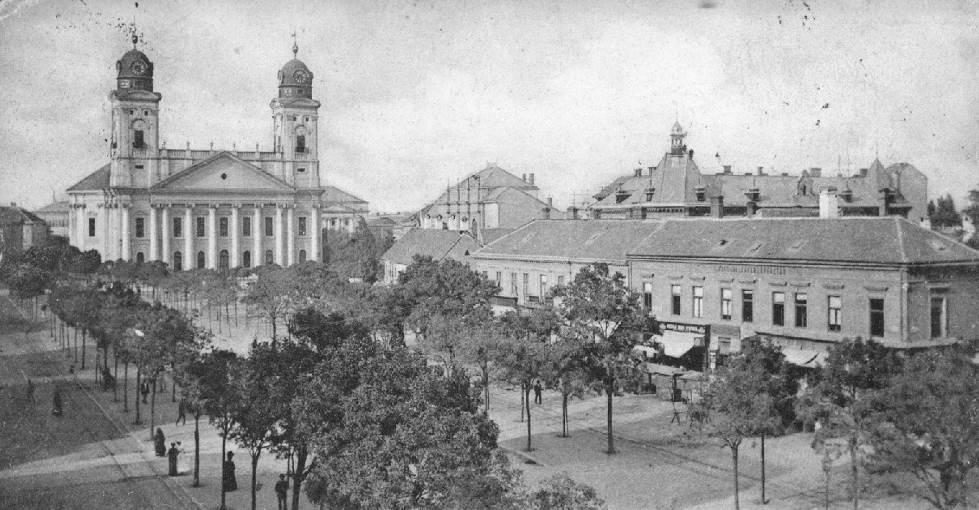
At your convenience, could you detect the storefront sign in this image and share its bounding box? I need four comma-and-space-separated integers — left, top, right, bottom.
660, 321, 708, 335
715, 264, 787, 276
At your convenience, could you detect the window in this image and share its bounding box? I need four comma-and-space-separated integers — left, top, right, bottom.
196, 251, 205, 269
828, 296, 842, 332
135, 217, 145, 238
930, 296, 947, 338
299, 250, 307, 263
869, 298, 885, 337
173, 251, 182, 271
557, 275, 565, 286
523, 273, 530, 297
772, 292, 785, 326
692, 286, 703, 318
219, 217, 228, 237
510, 272, 518, 297
173, 217, 182, 238
539, 274, 548, 298
242, 250, 251, 268
242, 217, 251, 237
136, 252, 144, 264
295, 135, 306, 153
671, 285, 682, 315
643, 282, 653, 310
196, 217, 205, 237
133, 129, 145, 148
495, 271, 501, 283
795, 292, 808, 328
298, 217, 307, 236
742, 290, 754, 322
720, 288, 732, 320
88, 218, 96, 237
265, 250, 274, 265
218, 250, 229, 270
265, 217, 273, 236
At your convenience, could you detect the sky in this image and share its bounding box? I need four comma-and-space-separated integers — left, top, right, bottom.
0, 0, 977, 214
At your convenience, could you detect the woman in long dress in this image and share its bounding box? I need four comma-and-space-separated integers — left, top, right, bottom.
175, 442, 188, 475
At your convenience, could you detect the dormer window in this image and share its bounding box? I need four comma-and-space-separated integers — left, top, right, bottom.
745, 187, 760, 201
644, 187, 656, 201
295, 135, 306, 153
133, 130, 145, 149
695, 185, 706, 202
839, 188, 853, 202
615, 190, 630, 204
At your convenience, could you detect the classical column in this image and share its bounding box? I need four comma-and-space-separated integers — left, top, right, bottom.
120, 204, 131, 261
103, 205, 111, 260
286, 205, 296, 266
252, 206, 262, 266
148, 205, 159, 261
310, 205, 320, 262
208, 205, 218, 270
274, 205, 284, 265
75, 204, 87, 250
184, 206, 193, 270
230, 205, 240, 268
161, 206, 171, 266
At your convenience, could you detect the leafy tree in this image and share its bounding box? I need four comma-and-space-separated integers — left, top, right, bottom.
553, 263, 643, 454
242, 265, 294, 340
400, 256, 498, 335
929, 194, 961, 228
540, 336, 590, 438
496, 316, 549, 451
796, 338, 902, 510
7, 263, 52, 320
172, 329, 214, 487
867, 348, 979, 510
197, 349, 244, 510
963, 187, 979, 249
530, 473, 606, 510
230, 342, 281, 510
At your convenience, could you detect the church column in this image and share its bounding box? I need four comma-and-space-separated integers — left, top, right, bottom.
161, 206, 171, 266
103, 205, 111, 260
184, 206, 193, 270
75, 204, 87, 250
148, 205, 159, 261
120, 204, 131, 261
274, 205, 284, 265
252, 206, 262, 266
310, 205, 320, 262
286, 205, 295, 266
208, 205, 218, 269
231, 205, 240, 268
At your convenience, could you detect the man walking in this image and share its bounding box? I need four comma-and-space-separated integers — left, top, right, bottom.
175, 398, 187, 426
533, 379, 543, 404
274, 474, 289, 510
140, 381, 150, 404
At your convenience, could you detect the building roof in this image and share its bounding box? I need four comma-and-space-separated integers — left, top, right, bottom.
34, 200, 69, 214
67, 164, 111, 192
323, 185, 368, 205
419, 164, 539, 214
629, 217, 979, 265
474, 219, 665, 264
0, 206, 45, 225
382, 228, 480, 265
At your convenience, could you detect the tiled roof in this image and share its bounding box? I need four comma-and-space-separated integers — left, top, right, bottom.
381, 228, 479, 265
67, 164, 111, 192
474, 219, 665, 263
591, 153, 702, 208
629, 217, 979, 265
420, 164, 537, 213
0, 206, 44, 225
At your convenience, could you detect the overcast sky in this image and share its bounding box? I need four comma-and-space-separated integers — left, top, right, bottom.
1, 0, 977, 213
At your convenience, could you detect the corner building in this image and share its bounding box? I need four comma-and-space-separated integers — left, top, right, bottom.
66, 39, 367, 270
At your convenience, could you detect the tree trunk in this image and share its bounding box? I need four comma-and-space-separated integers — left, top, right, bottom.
220, 432, 227, 510
81, 330, 87, 370
292, 447, 308, 510
525, 384, 533, 452
113, 350, 119, 401
849, 438, 859, 510
171, 370, 176, 403
149, 374, 156, 440
73, 327, 78, 362
732, 445, 741, 510
123, 360, 129, 412
761, 433, 767, 504
134, 367, 141, 424
251, 451, 260, 510
271, 313, 277, 341
606, 376, 615, 454
482, 364, 490, 414
193, 413, 201, 487
520, 382, 525, 423
561, 392, 570, 438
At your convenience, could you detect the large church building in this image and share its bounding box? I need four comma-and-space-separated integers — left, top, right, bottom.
66, 37, 367, 270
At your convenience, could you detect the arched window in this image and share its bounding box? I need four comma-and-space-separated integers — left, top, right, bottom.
173, 251, 182, 271
299, 250, 306, 263
136, 252, 144, 264
242, 250, 251, 268
219, 250, 229, 271
197, 251, 205, 269
265, 249, 274, 265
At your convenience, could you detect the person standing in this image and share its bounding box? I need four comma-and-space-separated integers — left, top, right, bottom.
140, 381, 150, 404
175, 398, 187, 426
223, 452, 238, 492
167, 442, 179, 476
52, 386, 63, 416
533, 379, 543, 404
274, 474, 289, 510
154, 428, 166, 457
26, 378, 35, 403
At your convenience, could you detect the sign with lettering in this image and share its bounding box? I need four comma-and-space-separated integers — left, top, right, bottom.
660, 321, 708, 335
715, 264, 787, 276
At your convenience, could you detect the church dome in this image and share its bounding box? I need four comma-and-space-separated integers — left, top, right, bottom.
277, 40, 313, 99
115, 35, 154, 93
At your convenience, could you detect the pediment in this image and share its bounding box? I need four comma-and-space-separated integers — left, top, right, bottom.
153, 152, 293, 192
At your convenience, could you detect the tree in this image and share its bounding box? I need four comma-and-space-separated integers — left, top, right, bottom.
553, 263, 643, 454
929, 194, 961, 228
530, 473, 606, 510
495, 317, 549, 452
7, 263, 52, 320
197, 349, 244, 510
796, 338, 902, 510
696, 352, 780, 510
399, 256, 498, 335
172, 329, 214, 487
963, 187, 979, 249
867, 348, 979, 510
229, 343, 281, 510
242, 265, 294, 340
540, 336, 590, 438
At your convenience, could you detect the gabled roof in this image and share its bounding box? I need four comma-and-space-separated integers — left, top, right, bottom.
629, 217, 979, 265
419, 164, 538, 213
152, 152, 294, 191
382, 228, 479, 265
67, 164, 111, 192
0, 206, 44, 225
474, 219, 665, 264
323, 185, 367, 205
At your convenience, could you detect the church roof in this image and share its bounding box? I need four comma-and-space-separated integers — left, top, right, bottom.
67, 164, 111, 192
151, 151, 294, 191
323, 185, 367, 205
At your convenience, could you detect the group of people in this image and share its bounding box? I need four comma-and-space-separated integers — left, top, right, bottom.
153, 428, 186, 476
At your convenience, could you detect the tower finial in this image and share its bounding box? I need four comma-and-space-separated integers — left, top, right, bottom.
132, 17, 138, 48
291, 31, 298, 58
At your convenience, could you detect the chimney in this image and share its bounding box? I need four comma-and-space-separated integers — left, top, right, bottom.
10, 202, 16, 207
567, 206, 579, 220
746, 200, 757, 216
757, 166, 765, 176
634, 167, 642, 177
529, 173, 535, 185
810, 167, 822, 178
819, 188, 839, 218
878, 188, 890, 216
688, 149, 695, 158
547, 197, 553, 208
710, 196, 724, 218
859, 168, 868, 177
647, 166, 655, 175
185, 141, 191, 158
522, 173, 527, 182
723, 165, 732, 174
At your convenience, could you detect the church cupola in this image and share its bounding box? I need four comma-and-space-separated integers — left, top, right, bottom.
116, 34, 154, 94
277, 40, 313, 99
669, 121, 688, 156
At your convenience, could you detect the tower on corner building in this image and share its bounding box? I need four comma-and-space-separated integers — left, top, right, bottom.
270, 40, 321, 188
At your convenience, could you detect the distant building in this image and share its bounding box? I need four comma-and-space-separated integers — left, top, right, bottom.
381, 228, 481, 284
0, 204, 49, 257
586, 123, 927, 221
366, 213, 414, 241
33, 200, 70, 238
415, 164, 561, 231
65, 37, 366, 270
472, 217, 979, 369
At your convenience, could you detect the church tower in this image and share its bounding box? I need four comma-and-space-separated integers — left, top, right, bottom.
109, 34, 162, 188
669, 121, 688, 156
270, 39, 321, 188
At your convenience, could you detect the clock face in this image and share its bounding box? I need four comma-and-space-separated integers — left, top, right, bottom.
132, 60, 147, 75
293, 69, 310, 84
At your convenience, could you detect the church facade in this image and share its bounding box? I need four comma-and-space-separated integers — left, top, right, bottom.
66, 38, 367, 270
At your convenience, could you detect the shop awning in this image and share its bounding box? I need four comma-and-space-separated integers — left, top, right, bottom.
782, 347, 826, 368
642, 362, 686, 376
659, 330, 702, 358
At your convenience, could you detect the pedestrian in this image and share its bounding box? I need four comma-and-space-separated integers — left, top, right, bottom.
154, 428, 166, 457
26, 378, 35, 403
176, 398, 187, 426
167, 442, 178, 476
52, 386, 63, 416
533, 379, 543, 404
223, 451, 238, 492
274, 473, 289, 510
140, 381, 150, 404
